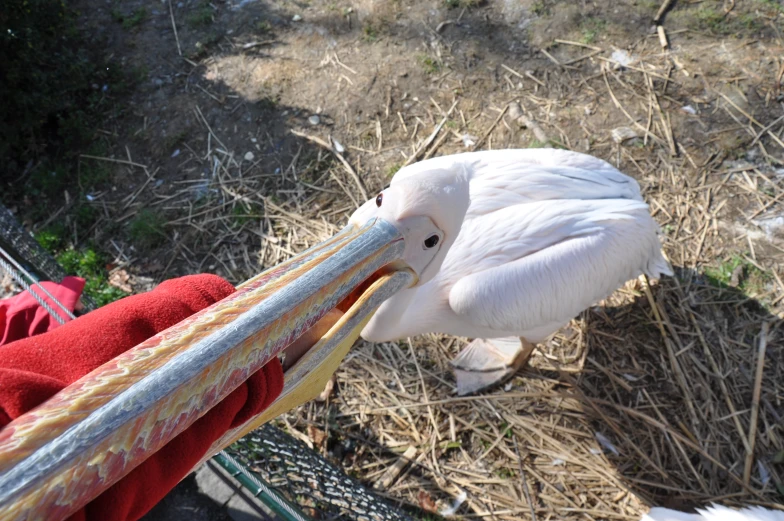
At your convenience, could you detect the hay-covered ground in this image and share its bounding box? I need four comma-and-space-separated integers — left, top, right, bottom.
16, 0, 784, 518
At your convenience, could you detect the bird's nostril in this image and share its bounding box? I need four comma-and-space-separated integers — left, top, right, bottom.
424, 235, 440, 248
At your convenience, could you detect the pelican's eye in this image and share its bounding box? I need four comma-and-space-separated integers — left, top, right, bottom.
423, 234, 440, 249
375, 193, 383, 207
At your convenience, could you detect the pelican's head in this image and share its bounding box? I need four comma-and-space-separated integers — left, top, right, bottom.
0, 158, 476, 516
230, 164, 470, 433
349, 165, 471, 285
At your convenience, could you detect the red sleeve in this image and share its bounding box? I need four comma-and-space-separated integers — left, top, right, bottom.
0, 274, 284, 521
0, 276, 86, 345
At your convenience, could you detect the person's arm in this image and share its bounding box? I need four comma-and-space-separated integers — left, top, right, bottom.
0, 274, 283, 521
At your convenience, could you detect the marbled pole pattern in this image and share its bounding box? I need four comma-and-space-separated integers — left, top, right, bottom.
0, 219, 406, 521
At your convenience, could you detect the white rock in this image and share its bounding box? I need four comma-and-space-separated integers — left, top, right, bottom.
611, 126, 638, 144
462, 134, 478, 148
308, 114, 320, 125
244, 151, 255, 161
292, 14, 302, 21
610, 49, 635, 68
681, 105, 697, 115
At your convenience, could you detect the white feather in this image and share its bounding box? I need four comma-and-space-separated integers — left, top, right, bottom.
643, 505, 784, 521
358, 149, 672, 345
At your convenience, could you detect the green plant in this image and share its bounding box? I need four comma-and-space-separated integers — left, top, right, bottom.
187, 5, 214, 27
579, 17, 606, 44
531, 1, 547, 15
362, 23, 378, 42
128, 209, 167, 249
36, 224, 67, 252
693, 6, 728, 33
386, 163, 402, 178
417, 55, 441, 75
704, 254, 771, 296
495, 467, 515, 479
444, 0, 483, 8
526, 138, 566, 149
163, 130, 189, 150
758, 0, 784, 13
230, 203, 261, 228
56, 247, 127, 306
124, 8, 148, 29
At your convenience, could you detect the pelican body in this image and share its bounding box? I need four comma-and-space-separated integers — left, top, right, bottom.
642, 505, 784, 521
350, 149, 672, 394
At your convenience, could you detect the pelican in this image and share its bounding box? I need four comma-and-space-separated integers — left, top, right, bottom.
349, 149, 672, 394
642, 504, 784, 521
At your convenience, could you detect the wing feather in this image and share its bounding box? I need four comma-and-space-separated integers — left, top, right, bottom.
447, 199, 669, 340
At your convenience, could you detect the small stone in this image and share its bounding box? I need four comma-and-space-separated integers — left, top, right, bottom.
171, 149, 180, 158
461, 134, 477, 148
611, 126, 638, 144
680, 105, 697, 115
610, 49, 634, 69
244, 151, 255, 161
507, 101, 524, 121
292, 14, 302, 21
308, 114, 320, 125
330, 137, 344, 153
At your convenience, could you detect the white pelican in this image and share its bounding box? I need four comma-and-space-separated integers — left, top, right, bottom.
642, 505, 784, 521
349, 149, 672, 394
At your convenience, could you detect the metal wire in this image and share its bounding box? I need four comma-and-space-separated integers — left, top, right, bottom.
215, 451, 310, 521
230, 424, 415, 521
0, 244, 75, 323
0, 252, 71, 325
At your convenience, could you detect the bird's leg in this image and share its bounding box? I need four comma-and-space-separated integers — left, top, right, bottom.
451, 337, 536, 396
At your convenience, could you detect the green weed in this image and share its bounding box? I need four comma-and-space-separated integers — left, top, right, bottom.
230, 203, 261, 229
693, 7, 729, 33
704, 254, 771, 296
580, 17, 606, 44
128, 209, 168, 249
362, 23, 378, 42
417, 55, 442, 75
118, 8, 148, 29
55, 247, 127, 306
531, 1, 548, 15
35, 224, 67, 252
386, 163, 403, 177
187, 4, 214, 27
444, 0, 482, 8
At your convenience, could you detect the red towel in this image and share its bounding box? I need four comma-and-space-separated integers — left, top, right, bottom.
0, 274, 284, 521
0, 276, 86, 345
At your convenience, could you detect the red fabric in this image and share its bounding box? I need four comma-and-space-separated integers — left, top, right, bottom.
0, 276, 85, 345
0, 274, 284, 521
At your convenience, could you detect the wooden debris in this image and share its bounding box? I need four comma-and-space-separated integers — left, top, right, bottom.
657, 25, 669, 50
653, 0, 676, 23
373, 446, 417, 490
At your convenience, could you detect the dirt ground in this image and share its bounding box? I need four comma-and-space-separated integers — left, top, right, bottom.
51, 0, 784, 518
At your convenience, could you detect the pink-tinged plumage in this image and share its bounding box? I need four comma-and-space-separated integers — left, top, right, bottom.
642, 505, 784, 521
350, 149, 672, 393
